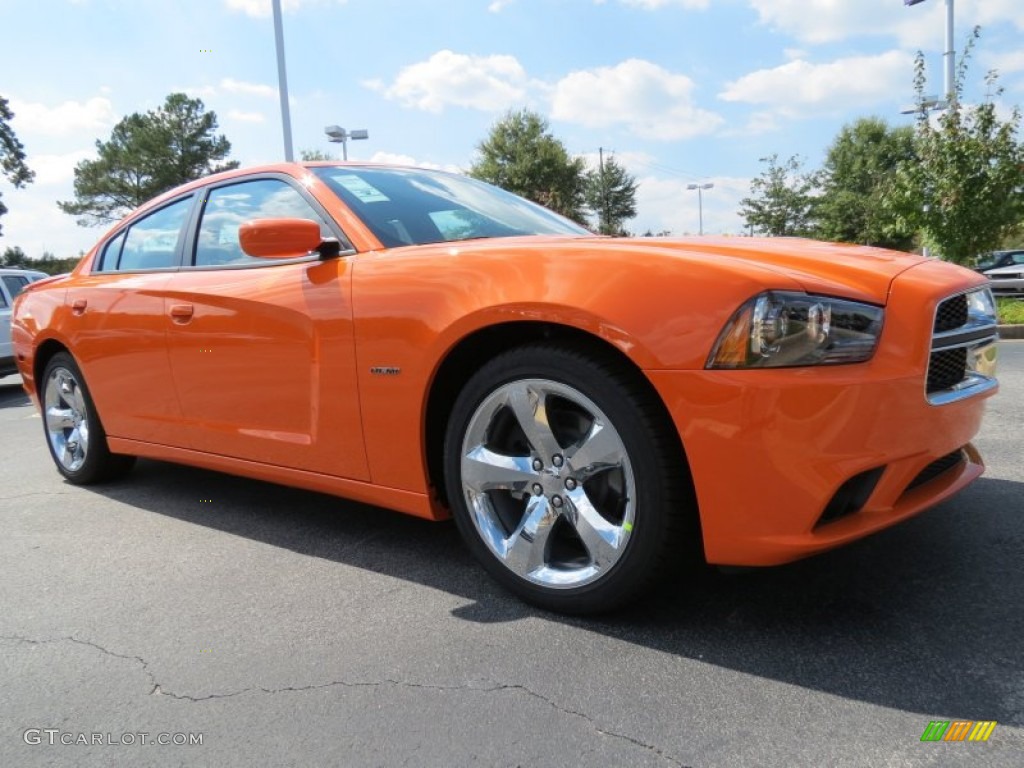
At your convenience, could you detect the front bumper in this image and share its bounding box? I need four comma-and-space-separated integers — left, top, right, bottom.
646, 263, 997, 567
648, 367, 989, 565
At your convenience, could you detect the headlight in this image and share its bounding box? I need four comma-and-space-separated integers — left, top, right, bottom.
707, 291, 884, 369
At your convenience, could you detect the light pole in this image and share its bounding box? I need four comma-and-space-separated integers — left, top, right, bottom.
324, 126, 369, 161
686, 183, 714, 236
905, 0, 955, 105
271, 0, 294, 161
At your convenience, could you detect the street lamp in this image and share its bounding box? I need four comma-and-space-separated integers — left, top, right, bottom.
905, 0, 955, 105
686, 183, 714, 236
272, 0, 294, 161
324, 126, 369, 161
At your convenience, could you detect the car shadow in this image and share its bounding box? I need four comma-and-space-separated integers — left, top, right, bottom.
84, 460, 1023, 725
0, 378, 30, 408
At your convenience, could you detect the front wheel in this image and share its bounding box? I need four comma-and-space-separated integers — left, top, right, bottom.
444, 343, 696, 614
41, 352, 136, 484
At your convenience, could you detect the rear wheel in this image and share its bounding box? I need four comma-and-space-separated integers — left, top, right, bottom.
444, 343, 696, 614
41, 352, 135, 484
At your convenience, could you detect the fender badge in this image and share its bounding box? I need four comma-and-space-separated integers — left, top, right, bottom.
370, 366, 401, 376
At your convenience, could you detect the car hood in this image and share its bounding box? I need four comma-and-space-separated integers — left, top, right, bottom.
598, 236, 929, 304
438, 235, 927, 305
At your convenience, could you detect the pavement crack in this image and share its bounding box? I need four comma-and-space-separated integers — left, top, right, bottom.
485, 682, 688, 767
1, 635, 687, 765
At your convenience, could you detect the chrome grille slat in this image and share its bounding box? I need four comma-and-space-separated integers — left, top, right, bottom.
926, 289, 999, 405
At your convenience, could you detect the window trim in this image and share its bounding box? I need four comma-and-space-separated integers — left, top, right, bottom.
183, 172, 355, 272
89, 194, 197, 275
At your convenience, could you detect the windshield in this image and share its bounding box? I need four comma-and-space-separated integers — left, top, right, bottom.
312, 166, 589, 248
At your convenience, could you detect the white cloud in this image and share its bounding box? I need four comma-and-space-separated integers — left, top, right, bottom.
27, 150, 95, 186
9, 97, 115, 137
488, 0, 513, 11
227, 109, 266, 123
618, 0, 708, 8
220, 78, 277, 99
224, 0, 346, 18
632, 174, 750, 236
720, 51, 913, 113
551, 59, 723, 140
367, 151, 461, 173
987, 50, 1024, 75
620, 0, 709, 8
370, 50, 531, 113
747, 0, 1024, 47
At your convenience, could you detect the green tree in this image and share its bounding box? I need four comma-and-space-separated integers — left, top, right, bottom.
35, 251, 81, 275
739, 154, 816, 237
585, 153, 638, 235
891, 28, 1024, 264
816, 117, 917, 250
59, 93, 238, 226
1, 245, 30, 267
469, 109, 587, 224
1, 95, 35, 237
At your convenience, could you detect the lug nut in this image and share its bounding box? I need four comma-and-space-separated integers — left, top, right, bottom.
551, 495, 563, 508
532, 458, 543, 471
565, 478, 577, 491
532, 483, 543, 496
552, 454, 564, 467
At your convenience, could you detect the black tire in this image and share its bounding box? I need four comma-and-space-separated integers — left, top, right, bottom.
40, 351, 136, 484
443, 342, 698, 614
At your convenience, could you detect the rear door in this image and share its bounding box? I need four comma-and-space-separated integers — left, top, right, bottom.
63, 196, 194, 444
163, 175, 369, 480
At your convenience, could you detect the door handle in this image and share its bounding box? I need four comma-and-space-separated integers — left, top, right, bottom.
71, 298, 87, 315
170, 303, 194, 321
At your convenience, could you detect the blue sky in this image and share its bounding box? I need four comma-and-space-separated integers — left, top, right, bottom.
2, 0, 1023, 256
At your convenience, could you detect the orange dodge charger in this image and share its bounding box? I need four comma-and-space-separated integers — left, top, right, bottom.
12, 163, 999, 613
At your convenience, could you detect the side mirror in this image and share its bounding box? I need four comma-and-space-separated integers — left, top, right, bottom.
239, 218, 331, 259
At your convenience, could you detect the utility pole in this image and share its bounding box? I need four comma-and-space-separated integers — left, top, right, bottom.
272, 0, 294, 161
686, 183, 714, 236
904, 0, 955, 104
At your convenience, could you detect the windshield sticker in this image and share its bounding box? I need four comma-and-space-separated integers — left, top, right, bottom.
335, 175, 390, 203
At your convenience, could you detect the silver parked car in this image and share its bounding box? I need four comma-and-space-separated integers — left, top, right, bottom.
981, 252, 1024, 296
1, 268, 48, 378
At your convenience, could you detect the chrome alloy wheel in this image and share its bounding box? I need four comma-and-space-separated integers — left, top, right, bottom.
44, 366, 90, 473
460, 378, 636, 589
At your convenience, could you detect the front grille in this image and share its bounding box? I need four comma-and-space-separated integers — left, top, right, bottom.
934, 293, 967, 332
927, 347, 968, 393
905, 450, 965, 493
925, 291, 997, 404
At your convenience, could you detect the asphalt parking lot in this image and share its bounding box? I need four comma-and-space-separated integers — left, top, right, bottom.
1, 343, 1022, 768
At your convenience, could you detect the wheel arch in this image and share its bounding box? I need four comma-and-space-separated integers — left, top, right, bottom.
423, 320, 700, 529
32, 338, 71, 397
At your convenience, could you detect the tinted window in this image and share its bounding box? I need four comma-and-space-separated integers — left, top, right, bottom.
97, 231, 126, 272
312, 166, 588, 248
115, 197, 192, 271
2, 275, 30, 299
194, 179, 332, 267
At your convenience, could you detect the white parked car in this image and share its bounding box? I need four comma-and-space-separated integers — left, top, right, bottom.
983, 263, 1024, 296
1, 268, 49, 378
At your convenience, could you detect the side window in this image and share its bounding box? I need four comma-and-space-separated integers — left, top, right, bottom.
2, 275, 30, 299
115, 197, 192, 271
96, 231, 126, 272
0, 285, 7, 309
194, 179, 332, 267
